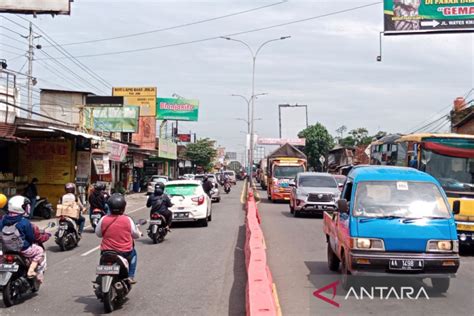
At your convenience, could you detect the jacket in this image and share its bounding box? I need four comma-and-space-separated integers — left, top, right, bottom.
147, 193, 172, 214
95, 215, 140, 253
89, 190, 106, 210
0, 215, 35, 250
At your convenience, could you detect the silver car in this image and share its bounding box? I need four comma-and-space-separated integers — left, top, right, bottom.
289, 172, 340, 217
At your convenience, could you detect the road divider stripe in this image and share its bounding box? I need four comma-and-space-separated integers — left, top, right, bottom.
80, 205, 147, 257
245, 189, 279, 316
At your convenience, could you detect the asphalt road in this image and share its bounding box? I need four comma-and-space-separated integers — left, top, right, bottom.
257, 187, 474, 316
2, 183, 246, 315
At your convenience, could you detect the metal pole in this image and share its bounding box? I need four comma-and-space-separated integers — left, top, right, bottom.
278, 105, 282, 138
27, 22, 34, 119
249, 57, 256, 184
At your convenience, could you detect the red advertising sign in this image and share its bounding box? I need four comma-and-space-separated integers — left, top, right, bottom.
132, 117, 156, 150
105, 141, 128, 162
177, 133, 191, 142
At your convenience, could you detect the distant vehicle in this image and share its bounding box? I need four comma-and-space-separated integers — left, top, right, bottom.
164, 180, 212, 227
258, 158, 268, 190
183, 174, 194, 180
333, 175, 347, 191
267, 143, 307, 202
324, 166, 460, 292
289, 172, 340, 217
224, 171, 237, 184
194, 174, 220, 202
147, 175, 169, 194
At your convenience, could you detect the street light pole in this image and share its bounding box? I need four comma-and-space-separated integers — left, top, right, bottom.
224, 36, 290, 185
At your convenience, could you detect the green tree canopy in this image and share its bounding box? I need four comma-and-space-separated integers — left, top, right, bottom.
298, 123, 334, 171
185, 138, 217, 172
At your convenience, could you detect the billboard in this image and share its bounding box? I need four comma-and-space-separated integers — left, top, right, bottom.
86, 96, 123, 107
113, 87, 157, 117
158, 138, 177, 160
177, 133, 192, 142
279, 104, 308, 139
132, 117, 156, 150
156, 98, 199, 121
84, 106, 139, 133
257, 138, 306, 146
384, 0, 474, 34
0, 0, 71, 15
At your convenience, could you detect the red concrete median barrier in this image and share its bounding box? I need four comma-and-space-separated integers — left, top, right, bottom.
246, 191, 279, 316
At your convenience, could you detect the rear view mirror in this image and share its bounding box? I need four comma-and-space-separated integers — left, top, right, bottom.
337, 199, 349, 213
289, 182, 296, 187
452, 201, 461, 215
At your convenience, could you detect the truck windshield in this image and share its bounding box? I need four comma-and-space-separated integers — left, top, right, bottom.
274, 165, 304, 179
353, 181, 450, 219
421, 149, 474, 194
299, 176, 337, 188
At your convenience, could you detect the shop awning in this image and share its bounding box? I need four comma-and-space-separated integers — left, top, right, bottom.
50, 127, 104, 141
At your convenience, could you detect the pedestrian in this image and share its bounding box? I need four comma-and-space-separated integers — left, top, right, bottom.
25, 178, 38, 219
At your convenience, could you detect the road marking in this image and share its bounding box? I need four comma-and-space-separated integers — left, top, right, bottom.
80, 205, 147, 257
272, 283, 282, 316
240, 179, 248, 204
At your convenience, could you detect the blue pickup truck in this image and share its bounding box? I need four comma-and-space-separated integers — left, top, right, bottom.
323, 166, 460, 292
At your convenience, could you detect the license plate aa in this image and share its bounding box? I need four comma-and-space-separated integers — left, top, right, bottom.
457, 224, 474, 232
91, 214, 101, 219
389, 259, 424, 271
173, 213, 189, 219
96, 265, 120, 275
150, 219, 162, 225
0, 264, 19, 272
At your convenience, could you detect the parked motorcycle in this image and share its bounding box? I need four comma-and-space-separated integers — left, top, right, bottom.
224, 182, 231, 194
90, 208, 105, 230
55, 216, 80, 251
93, 220, 146, 313
0, 222, 55, 307
31, 197, 53, 219
148, 213, 168, 244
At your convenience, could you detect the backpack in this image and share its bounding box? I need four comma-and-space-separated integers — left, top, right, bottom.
1, 224, 25, 252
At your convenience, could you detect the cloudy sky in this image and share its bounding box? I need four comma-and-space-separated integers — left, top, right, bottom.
1, 0, 473, 158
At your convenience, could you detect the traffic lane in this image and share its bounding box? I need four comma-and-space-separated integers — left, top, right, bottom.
258, 198, 474, 316
4, 183, 246, 315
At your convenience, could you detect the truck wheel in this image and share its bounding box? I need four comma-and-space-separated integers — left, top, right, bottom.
341, 252, 352, 291
327, 243, 340, 272
431, 278, 450, 293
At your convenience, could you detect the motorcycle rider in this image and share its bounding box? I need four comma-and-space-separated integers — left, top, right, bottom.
95, 193, 141, 284
59, 183, 86, 235
146, 183, 173, 229
202, 175, 213, 198
0, 196, 45, 281
89, 183, 109, 217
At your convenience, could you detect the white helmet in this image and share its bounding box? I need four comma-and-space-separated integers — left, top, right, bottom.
8, 196, 30, 215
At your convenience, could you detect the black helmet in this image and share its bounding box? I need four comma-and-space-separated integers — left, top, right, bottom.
107, 193, 126, 215
94, 183, 106, 191
154, 188, 164, 196
203, 175, 208, 181
156, 182, 165, 190
65, 182, 76, 194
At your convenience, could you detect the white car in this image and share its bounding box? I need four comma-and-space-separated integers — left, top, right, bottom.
164, 180, 212, 227
147, 175, 169, 194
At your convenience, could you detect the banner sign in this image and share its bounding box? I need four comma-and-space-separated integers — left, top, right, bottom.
104, 141, 128, 162
76, 151, 91, 181
113, 87, 157, 117
86, 96, 123, 107
257, 138, 306, 146
177, 133, 191, 142
92, 154, 110, 175
85, 106, 139, 133
132, 117, 156, 150
133, 154, 145, 168
384, 0, 474, 35
158, 138, 177, 160
0, 0, 71, 15
156, 98, 199, 121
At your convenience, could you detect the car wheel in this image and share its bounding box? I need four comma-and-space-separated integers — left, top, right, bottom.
327, 243, 340, 272
294, 209, 300, 217
208, 210, 212, 222
289, 200, 295, 214
431, 278, 450, 293
341, 251, 353, 291
200, 217, 208, 227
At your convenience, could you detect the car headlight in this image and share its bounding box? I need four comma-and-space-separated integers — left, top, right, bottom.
351, 238, 385, 251
426, 240, 458, 252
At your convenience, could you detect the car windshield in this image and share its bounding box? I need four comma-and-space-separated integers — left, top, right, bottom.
421, 149, 474, 193
224, 172, 234, 176
353, 181, 450, 218
165, 184, 199, 196
299, 176, 337, 188
334, 176, 346, 185
152, 176, 167, 183
274, 166, 304, 179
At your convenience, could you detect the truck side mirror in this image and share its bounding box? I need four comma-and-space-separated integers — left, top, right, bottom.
337, 199, 349, 213
452, 201, 461, 215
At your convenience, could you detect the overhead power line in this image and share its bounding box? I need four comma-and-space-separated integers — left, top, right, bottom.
45, 1, 288, 47
36, 1, 382, 60
0, 99, 72, 125
0, 33, 27, 45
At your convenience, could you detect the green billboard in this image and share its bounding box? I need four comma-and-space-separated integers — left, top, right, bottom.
384, 0, 474, 35
156, 98, 199, 121
84, 106, 139, 132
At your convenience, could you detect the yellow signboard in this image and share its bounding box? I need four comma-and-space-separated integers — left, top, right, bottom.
112, 87, 157, 116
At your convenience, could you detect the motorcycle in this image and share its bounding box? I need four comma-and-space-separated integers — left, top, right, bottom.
32, 197, 53, 219
90, 208, 105, 230
93, 220, 146, 313
148, 213, 168, 244
55, 216, 80, 251
0, 222, 55, 307
224, 182, 231, 194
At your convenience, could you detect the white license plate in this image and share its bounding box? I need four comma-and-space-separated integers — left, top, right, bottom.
91, 214, 101, 219
96, 265, 120, 275
150, 220, 162, 225
0, 264, 19, 272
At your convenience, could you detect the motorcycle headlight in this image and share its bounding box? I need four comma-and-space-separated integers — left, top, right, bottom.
351, 238, 385, 251
426, 240, 458, 252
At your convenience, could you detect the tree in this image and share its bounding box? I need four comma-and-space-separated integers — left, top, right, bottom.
298, 123, 334, 171
185, 138, 217, 172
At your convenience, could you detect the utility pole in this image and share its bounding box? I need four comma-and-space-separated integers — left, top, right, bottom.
27, 22, 34, 119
